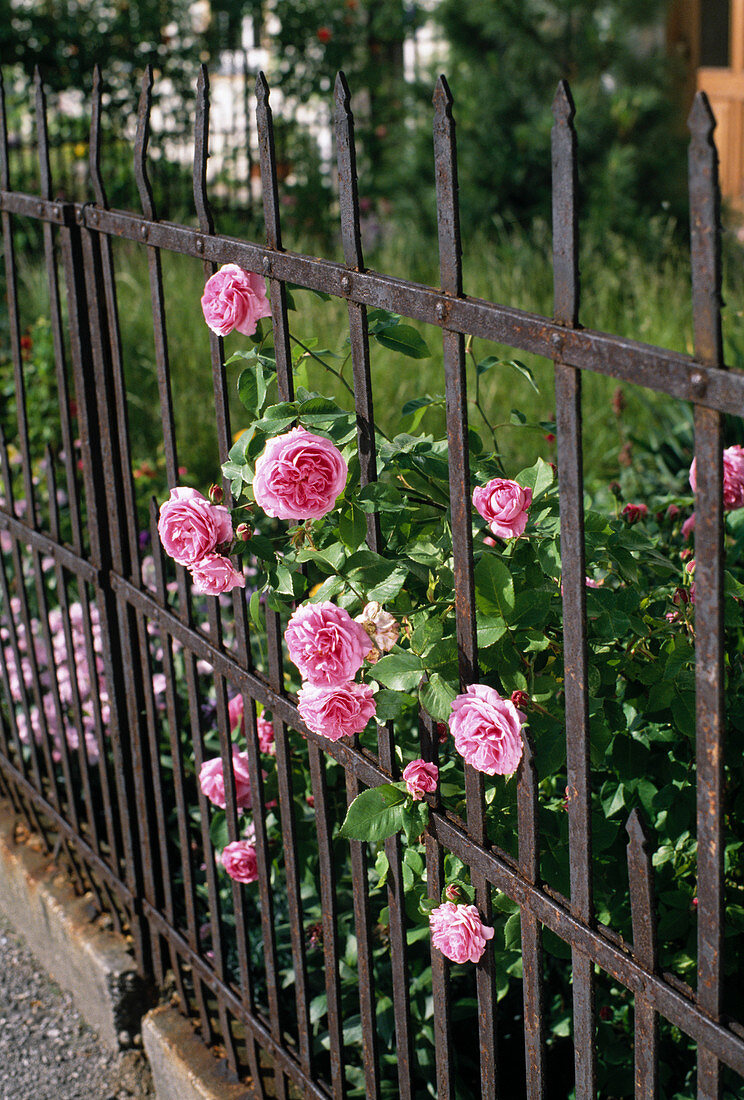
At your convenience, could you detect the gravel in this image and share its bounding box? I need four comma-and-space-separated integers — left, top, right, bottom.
0, 910, 155, 1100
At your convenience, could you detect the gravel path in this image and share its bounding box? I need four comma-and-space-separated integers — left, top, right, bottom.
0, 910, 155, 1100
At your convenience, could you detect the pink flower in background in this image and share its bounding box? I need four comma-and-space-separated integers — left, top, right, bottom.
201, 264, 271, 337
682, 512, 696, 540
473, 478, 532, 539
285, 601, 372, 686
219, 841, 259, 884
429, 902, 494, 964
355, 602, 399, 655
622, 502, 648, 524
190, 554, 245, 595
402, 759, 438, 800
252, 427, 347, 520
228, 693, 245, 735
448, 684, 524, 776
690, 444, 744, 510
297, 681, 376, 741
158, 487, 232, 566
199, 752, 252, 810
257, 715, 276, 754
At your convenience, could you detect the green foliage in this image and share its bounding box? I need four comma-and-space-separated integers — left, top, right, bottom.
425, 0, 688, 242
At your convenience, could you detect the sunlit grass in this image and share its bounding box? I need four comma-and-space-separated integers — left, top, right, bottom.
6, 215, 744, 492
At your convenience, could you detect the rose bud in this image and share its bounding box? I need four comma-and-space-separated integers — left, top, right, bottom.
510, 690, 530, 710
444, 884, 461, 902
235, 522, 253, 541
208, 484, 224, 504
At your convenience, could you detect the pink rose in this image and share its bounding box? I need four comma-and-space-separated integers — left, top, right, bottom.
158, 487, 232, 566
429, 902, 494, 964
622, 503, 648, 524
297, 681, 376, 741
252, 427, 347, 520
201, 264, 271, 337
219, 841, 258, 884
257, 715, 275, 754
199, 752, 252, 809
402, 759, 438, 800
355, 602, 399, 655
448, 684, 524, 776
682, 512, 696, 540
690, 444, 744, 510
190, 554, 246, 595
285, 601, 372, 686
473, 478, 532, 539
228, 694, 245, 736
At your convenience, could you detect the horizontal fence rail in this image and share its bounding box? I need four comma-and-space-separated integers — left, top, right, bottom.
0, 60, 743, 1100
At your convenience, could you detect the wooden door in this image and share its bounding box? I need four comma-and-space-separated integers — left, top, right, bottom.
669, 0, 744, 206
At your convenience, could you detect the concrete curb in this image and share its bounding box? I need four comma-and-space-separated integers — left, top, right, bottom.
0, 798, 150, 1050
142, 1006, 257, 1100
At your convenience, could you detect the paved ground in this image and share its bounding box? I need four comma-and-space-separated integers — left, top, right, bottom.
0, 910, 155, 1100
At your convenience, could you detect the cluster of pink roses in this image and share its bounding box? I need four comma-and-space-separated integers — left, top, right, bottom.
196, 699, 277, 885
157, 487, 245, 596
287, 601, 377, 741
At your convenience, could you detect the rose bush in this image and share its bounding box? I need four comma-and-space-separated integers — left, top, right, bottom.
146, 289, 744, 1096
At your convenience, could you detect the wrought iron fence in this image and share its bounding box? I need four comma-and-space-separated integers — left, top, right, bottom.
0, 57, 743, 1100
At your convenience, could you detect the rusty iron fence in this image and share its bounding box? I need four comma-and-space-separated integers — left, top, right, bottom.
0, 58, 743, 1100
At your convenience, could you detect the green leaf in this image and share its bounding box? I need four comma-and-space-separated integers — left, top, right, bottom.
402, 800, 429, 843
339, 784, 408, 842
209, 811, 229, 852
366, 564, 408, 603
373, 688, 411, 722
503, 912, 522, 950
249, 590, 264, 631
419, 673, 458, 723
516, 457, 554, 502
475, 555, 515, 618
237, 361, 268, 415
308, 574, 346, 603
338, 503, 368, 551
374, 324, 431, 359
369, 651, 425, 691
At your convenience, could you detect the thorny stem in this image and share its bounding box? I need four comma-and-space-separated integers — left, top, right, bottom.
290, 335, 356, 398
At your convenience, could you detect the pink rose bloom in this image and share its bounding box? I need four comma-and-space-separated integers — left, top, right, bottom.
199, 752, 252, 809
355, 601, 399, 654
690, 444, 744, 510
228, 693, 245, 736
622, 502, 648, 524
429, 902, 494, 964
682, 512, 696, 540
201, 264, 271, 337
158, 487, 233, 566
190, 554, 246, 595
285, 601, 372, 686
473, 478, 532, 539
257, 715, 275, 754
297, 681, 376, 741
402, 759, 439, 800
448, 684, 524, 776
252, 427, 347, 521
219, 841, 259, 884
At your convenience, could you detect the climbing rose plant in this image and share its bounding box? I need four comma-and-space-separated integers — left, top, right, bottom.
156, 268, 744, 979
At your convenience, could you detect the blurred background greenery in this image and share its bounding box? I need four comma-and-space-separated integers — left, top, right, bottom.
1, 0, 743, 498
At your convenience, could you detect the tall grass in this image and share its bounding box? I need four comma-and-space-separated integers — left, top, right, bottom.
6, 215, 744, 493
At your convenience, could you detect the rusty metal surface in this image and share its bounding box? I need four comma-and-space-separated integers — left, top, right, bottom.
0, 65, 741, 1100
